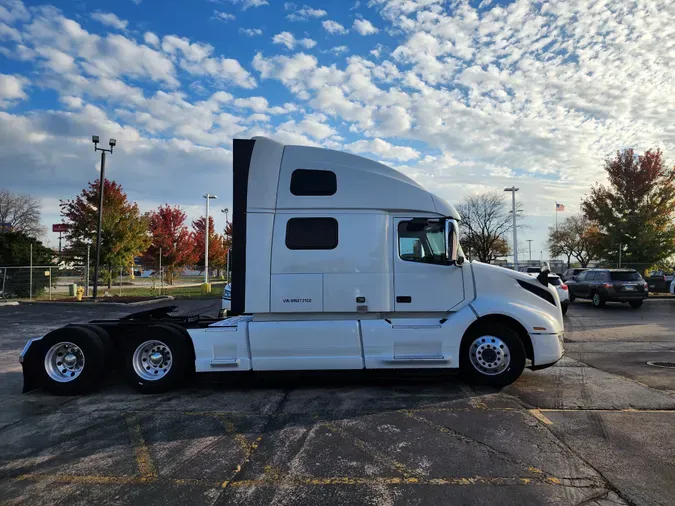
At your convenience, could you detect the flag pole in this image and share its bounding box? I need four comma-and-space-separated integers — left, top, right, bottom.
555, 203, 558, 231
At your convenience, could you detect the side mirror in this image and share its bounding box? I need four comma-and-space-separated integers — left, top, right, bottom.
537, 263, 551, 287
445, 219, 463, 266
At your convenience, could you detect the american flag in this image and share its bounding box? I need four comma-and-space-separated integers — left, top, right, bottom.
556, 203, 565, 211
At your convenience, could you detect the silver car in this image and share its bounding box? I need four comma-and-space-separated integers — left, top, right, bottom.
219, 283, 231, 318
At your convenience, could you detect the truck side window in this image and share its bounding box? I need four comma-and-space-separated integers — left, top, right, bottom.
291, 169, 337, 196
285, 217, 338, 250
398, 220, 447, 264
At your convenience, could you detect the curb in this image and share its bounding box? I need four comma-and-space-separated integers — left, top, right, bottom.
17, 296, 175, 307
0, 301, 19, 307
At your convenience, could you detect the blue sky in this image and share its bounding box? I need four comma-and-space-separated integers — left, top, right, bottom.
1, 0, 674, 260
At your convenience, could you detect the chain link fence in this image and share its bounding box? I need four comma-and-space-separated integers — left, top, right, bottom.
0, 264, 228, 300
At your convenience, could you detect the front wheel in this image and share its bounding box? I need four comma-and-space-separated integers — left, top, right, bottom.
460, 325, 526, 388
123, 324, 192, 394
629, 300, 643, 309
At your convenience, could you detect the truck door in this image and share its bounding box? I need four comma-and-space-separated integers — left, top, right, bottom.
393, 218, 465, 312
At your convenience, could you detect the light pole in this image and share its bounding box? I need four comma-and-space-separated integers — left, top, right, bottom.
504, 187, 519, 271
203, 194, 218, 285
527, 240, 533, 262
91, 135, 116, 299
221, 208, 230, 283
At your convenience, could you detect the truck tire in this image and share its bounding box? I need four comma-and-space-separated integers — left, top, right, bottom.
32, 326, 107, 395
75, 324, 114, 367
629, 300, 643, 309
460, 325, 526, 388
123, 324, 192, 394
592, 292, 606, 308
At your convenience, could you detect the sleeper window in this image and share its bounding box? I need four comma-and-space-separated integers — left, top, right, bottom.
285, 218, 338, 250
290, 169, 337, 196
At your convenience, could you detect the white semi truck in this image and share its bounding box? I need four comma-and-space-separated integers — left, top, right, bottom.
20, 137, 564, 395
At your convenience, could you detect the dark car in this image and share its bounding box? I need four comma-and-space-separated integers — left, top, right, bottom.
562, 267, 588, 281
566, 269, 648, 308
646, 270, 674, 293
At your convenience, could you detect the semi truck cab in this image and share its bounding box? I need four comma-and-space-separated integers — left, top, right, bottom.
20, 137, 564, 395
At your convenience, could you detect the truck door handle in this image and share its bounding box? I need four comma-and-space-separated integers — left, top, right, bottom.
396, 296, 412, 303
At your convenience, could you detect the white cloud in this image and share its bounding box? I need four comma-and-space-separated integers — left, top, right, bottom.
226, 0, 269, 10
246, 113, 270, 123
143, 31, 160, 47
345, 138, 420, 162
0, 21, 21, 42
272, 31, 316, 50
161, 35, 257, 88
132, 0, 142, 4
0, 0, 30, 23
233, 96, 269, 112
322, 20, 347, 35
329, 45, 348, 55
240, 27, 262, 36
353, 18, 378, 35
91, 12, 128, 31
287, 6, 327, 21
0, 73, 28, 107
212, 10, 236, 22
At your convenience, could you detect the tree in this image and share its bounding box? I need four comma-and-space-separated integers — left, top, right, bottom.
0, 189, 44, 237
457, 191, 524, 263
0, 232, 54, 297
581, 149, 675, 270
144, 205, 196, 284
191, 216, 227, 272
547, 215, 602, 268
60, 179, 151, 287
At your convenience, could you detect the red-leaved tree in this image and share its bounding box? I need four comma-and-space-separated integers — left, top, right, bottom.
192, 216, 228, 274
144, 205, 196, 284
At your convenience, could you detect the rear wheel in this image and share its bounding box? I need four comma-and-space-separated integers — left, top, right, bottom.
629, 300, 643, 309
592, 292, 606, 308
460, 325, 526, 388
124, 324, 192, 394
33, 326, 107, 395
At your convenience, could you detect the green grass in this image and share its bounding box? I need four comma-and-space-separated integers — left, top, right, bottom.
30, 282, 225, 300
118, 283, 225, 298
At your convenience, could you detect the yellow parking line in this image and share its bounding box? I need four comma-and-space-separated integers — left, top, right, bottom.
123, 413, 158, 480
459, 384, 489, 409
322, 421, 422, 479
17, 473, 571, 488
528, 409, 553, 425
539, 408, 675, 413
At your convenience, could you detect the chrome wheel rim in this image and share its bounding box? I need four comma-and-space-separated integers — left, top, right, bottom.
44, 342, 85, 382
593, 294, 600, 306
469, 336, 510, 376
133, 340, 172, 381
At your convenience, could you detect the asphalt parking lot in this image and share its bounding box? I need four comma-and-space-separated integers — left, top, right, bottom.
1, 299, 674, 505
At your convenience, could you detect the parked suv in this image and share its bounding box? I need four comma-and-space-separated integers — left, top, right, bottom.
562, 268, 588, 281
566, 269, 648, 308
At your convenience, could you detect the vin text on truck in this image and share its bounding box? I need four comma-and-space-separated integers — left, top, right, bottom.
20, 137, 564, 394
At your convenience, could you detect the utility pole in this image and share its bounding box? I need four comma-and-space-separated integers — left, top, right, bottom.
527, 240, 533, 262
504, 187, 519, 271
203, 194, 218, 285
91, 135, 117, 299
